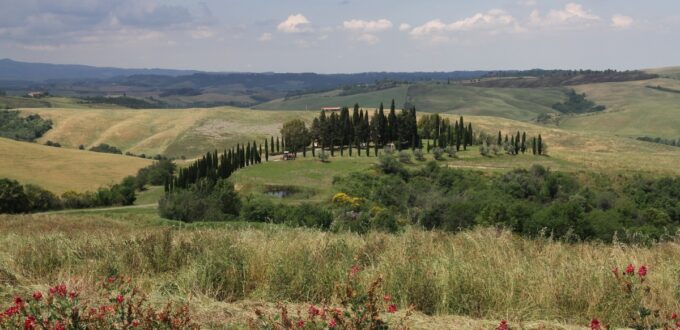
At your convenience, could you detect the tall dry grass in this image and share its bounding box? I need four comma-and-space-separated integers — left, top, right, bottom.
1, 213, 679, 328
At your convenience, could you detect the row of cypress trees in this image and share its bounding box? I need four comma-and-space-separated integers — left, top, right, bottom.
166, 141, 263, 192
493, 131, 545, 155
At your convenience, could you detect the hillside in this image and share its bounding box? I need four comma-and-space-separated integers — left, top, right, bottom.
0, 137, 150, 193
254, 86, 409, 111
22, 107, 317, 158
558, 78, 680, 138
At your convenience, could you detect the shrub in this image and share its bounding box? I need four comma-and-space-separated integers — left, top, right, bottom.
0, 178, 29, 213
431, 147, 444, 160
135, 160, 176, 189
89, 143, 123, 154
159, 179, 240, 222
398, 151, 412, 163
376, 155, 408, 178
0, 277, 197, 329
445, 146, 457, 158
413, 149, 425, 161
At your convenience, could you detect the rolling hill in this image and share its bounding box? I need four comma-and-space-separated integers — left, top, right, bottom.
559, 78, 680, 138
22, 107, 317, 158
0, 137, 150, 193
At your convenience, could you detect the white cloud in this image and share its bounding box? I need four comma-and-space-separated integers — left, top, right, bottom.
398, 23, 411, 32
518, 0, 537, 6
258, 32, 272, 42
356, 33, 379, 45
343, 19, 392, 32
190, 26, 215, 39
611, 15, 634, 29
410, 9, 518, 38
529, 3, 599, 26
277, 14, 312, 33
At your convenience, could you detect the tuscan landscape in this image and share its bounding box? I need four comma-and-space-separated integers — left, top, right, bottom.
1, 1, 680, 329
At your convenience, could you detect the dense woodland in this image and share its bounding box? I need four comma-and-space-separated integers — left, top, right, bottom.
552, 89, 606, 114
474, 69, 657, 88
0, 110, 52, 141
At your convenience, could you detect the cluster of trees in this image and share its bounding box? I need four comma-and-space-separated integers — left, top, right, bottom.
81, 96, 165, 109
170, 142, 263, 191
135, 160, 176, 190
552, 90, 605, 114
0, 177, 136, 214
45, 140, 61, 147
0, 110, 52, 141
478, 131, 546, 156
332, 160, 680, 242
309, 100, 420, 154
418, 114, 474, 150
637, 136, 679, 147
89, 143, 123, 154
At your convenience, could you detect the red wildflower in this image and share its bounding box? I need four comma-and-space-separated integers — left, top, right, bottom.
24, 315, 36, 330
676, 320, 680, 328
387, 304, 397, 313
69, 291, 78, 300
107, 276, 116, 283
49, 287, 57, 296
672, 312, 678, 319
116, 294, 124, 304
32, 291, 42, 301
590, 318, 601, 330
497, 320, 508, 330
328, 319, 337, 328
3, 305, 19, 317
611, 267, 618, 275
638, 265, 647, 277
383, 294, 392, 302
14, 296, 24, 306
350, 265, 361, 277
296, 320, 305, 328
131, 320, 140, 327
625, 264, 635, 275
308, 305, 320, 316
54, 321, 65, 330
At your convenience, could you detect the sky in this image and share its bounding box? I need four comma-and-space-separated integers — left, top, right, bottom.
0, 0, 679, 73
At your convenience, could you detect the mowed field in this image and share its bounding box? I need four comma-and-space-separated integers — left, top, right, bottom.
0, 137, 150, 193
560, 78, 680, 138
22, 107, 317, 158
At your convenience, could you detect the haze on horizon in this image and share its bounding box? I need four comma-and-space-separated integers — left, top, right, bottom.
1, 0, 679, 73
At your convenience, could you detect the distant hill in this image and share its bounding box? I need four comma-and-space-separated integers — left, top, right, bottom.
0, 58, 199, 81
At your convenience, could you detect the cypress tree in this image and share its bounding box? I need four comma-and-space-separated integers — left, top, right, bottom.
330, 140, 334, 157
538, 134, 543, 155
303, 145, 307, 157
270, 136, 274, 153
366, 141, 370, 156
427, 140, 431, 153
276, 136, 280, 153
497, 131, 502, 146
349, 142, 352, 157
515, 132, 520, 154
510, 136, 515, 154
340, 143, 344, 156
467, 123, 473, 146
312, 143, 316, 157
246, 142, 251, 166
265, 139, 269, 161
532, 137, 537, 155
259, 144, 263, 163
521, 132, 527, 154
374, 141, 378, 156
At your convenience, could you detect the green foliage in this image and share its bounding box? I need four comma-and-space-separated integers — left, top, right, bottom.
0, 110, 52, 141
240, 197, 332, 229
552, 89, 606, 114
332, 163, 680, 242
158, 178, 241, 222
135, 160, 176, 189
89, 143, 123, 154
280, 119, 311, 152
82, 96, 165, 109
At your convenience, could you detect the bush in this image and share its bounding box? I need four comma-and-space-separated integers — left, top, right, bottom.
445, 146, 457, 158
398, 150, 412, 163
413, 149, 425, 161
376, 154, 408, 177
0, 277, 197, 329
135, 160, 176, 189
89, 143, 123, 154
431, 147, 444, 160
159, 179, 240, 222
0, 179, 29, 213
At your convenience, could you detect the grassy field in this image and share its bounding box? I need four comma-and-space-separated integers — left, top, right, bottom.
21, 107, 317, 158
0, 137, 150, 193
559, 78, 680, 138
253, 86, 409, 111
405, 84, 566, 120
0, 211, 678, 328
254, 83, 566, 121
